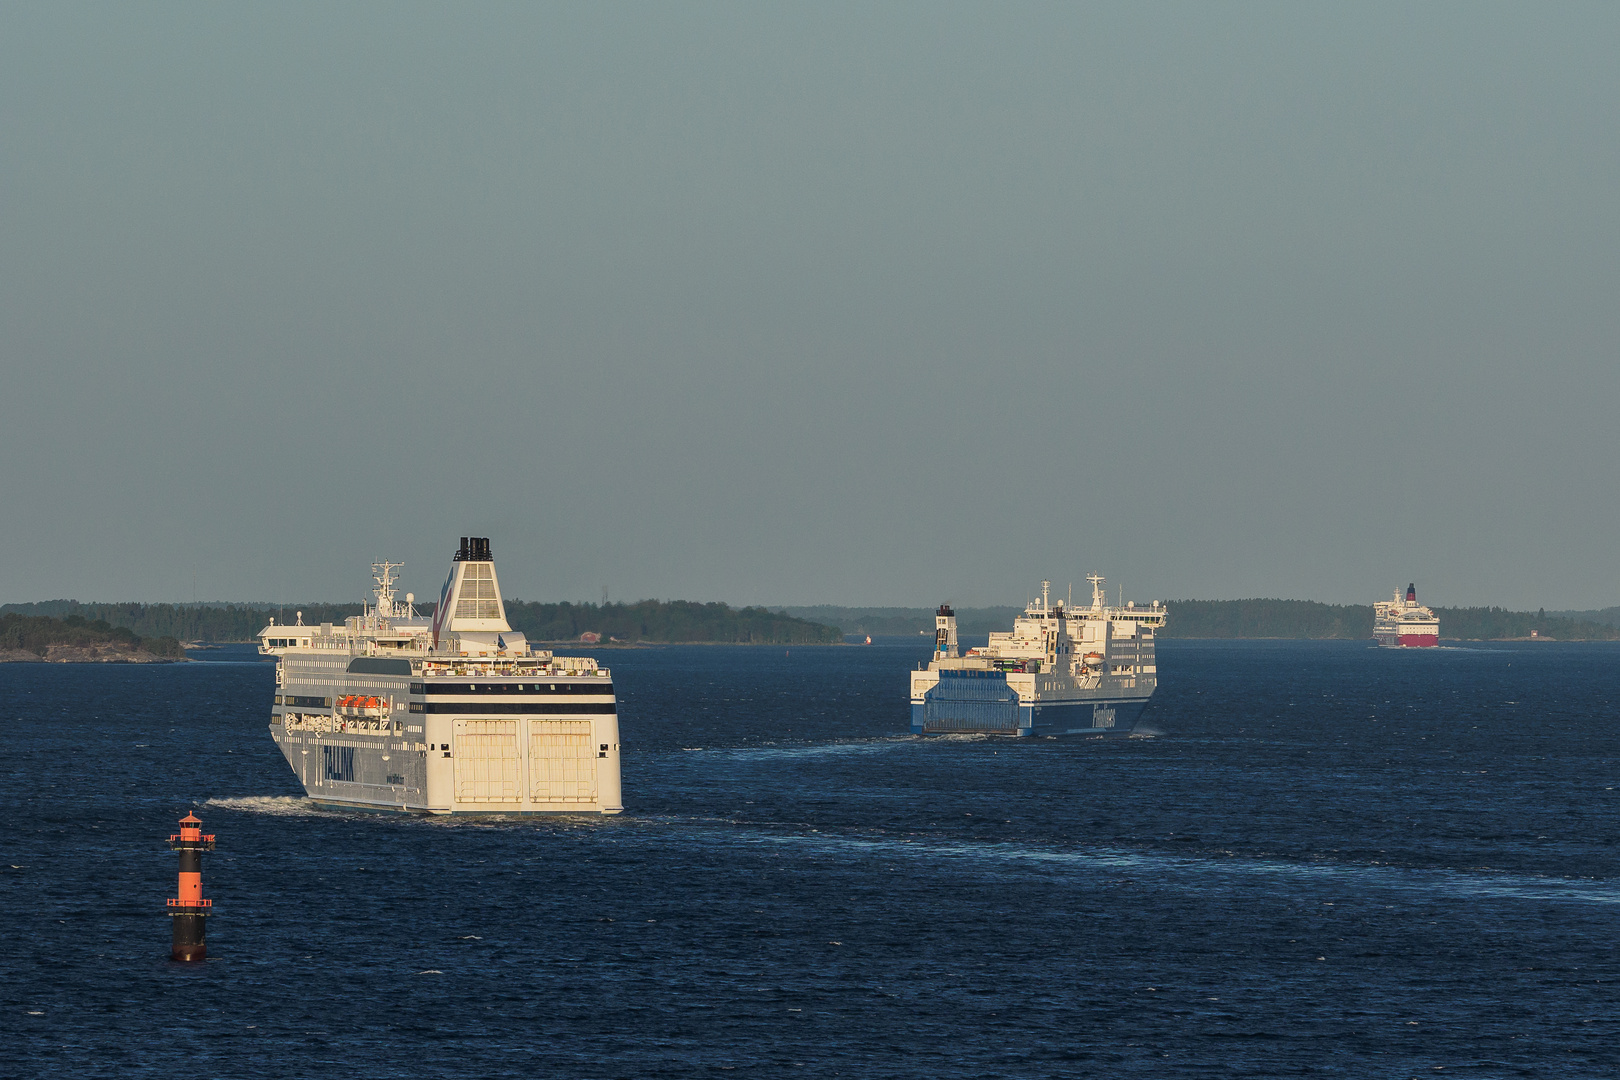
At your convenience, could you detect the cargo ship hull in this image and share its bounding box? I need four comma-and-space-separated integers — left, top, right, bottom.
910, 673, 1151, 736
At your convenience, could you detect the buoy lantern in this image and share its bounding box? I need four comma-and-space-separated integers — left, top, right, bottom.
167, 813, 215, 961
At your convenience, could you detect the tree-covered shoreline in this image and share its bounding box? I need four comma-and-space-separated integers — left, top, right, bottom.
0, 598, 841, 646
504, 600, 840, 644
1158, 599, 1620, 640
0, 612, 184, 660
781, 600, 1620, 641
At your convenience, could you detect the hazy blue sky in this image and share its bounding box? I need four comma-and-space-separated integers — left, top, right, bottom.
3, 3, 1616, 610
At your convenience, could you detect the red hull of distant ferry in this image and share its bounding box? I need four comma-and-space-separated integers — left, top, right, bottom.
1374, 630, 1439, 648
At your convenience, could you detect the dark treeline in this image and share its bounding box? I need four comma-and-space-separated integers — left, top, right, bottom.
779, 606, 1022, 637
1437, 606, 1620, 641
8, 597, 1611, 643
785, 600, 1620, 641
0, 612, 184, 658
1159, 600, 1373, 639
0, 598, 841, 645
1550, 606, 1620, 629
0, 601, 365, 642
1158, 599, 1620, 640
504, 600, 841, 644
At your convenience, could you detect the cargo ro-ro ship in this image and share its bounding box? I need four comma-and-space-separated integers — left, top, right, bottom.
1373, 583, 1440, 648
910, 577, 1164, 736
260, 537, 622, 814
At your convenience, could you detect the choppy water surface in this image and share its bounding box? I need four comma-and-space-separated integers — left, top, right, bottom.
5, 639, 1620, 1077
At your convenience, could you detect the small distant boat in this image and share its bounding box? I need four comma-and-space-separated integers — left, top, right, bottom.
864, 635, 872, 645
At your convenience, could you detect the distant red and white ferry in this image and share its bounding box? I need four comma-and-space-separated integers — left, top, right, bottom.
1374, 583, 1440, 647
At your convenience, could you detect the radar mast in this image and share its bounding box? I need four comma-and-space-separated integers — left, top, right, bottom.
372, 561, 404, 619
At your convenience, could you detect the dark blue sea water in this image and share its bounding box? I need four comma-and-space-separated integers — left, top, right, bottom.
5, 639, 1620, 1077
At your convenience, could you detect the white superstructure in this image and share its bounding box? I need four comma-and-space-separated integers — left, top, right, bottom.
260, 537, 622, 814
910, 577, 1165, 736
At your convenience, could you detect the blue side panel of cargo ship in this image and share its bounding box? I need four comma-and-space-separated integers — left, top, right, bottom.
914, 669, 1028, 734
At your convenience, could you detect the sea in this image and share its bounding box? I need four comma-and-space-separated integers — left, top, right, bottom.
4, 638, 1619, 1078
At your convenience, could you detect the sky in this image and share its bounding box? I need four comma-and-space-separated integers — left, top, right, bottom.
2, 3, 1617, 610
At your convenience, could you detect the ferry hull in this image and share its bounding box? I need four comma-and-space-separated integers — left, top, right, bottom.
273, 724, 430, 813
1029, 698, 1151, 735
273, 717, 623, 815
1375, 632, 1439, 648
910, 669, 1154, 737
909, 697, 1151, 736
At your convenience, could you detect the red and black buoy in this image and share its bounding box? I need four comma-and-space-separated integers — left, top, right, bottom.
166, 812, 214, 961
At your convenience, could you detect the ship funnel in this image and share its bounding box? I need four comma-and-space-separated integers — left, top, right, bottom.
935, 604, 958, 659
432, 535, 511, 651
1407, 583, 1417, 602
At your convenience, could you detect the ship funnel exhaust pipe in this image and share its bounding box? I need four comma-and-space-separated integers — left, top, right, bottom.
1407, 583, 1417, 602
935, 604, 958, 659
454, 537, 492, 562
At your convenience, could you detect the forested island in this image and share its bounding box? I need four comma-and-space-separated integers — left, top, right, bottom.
782, 605, 1021, 638
1159, 600, 1620, 640
2, 601, 367, 643
503, 600, 840, 644
0, 599, 840, 646
0, 612, 184, 662
780, 601, 1620, 641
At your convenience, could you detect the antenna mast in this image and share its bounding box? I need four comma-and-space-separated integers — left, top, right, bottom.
1088, 574, 1106, 609
372, 561, 404, 619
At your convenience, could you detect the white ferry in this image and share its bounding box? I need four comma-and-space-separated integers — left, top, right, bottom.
1373, 583, 1440, 648
260, 537, 622, 814
910, 577, 1164, 736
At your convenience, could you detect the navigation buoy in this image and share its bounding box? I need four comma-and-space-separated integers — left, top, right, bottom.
167, 813, 214, 961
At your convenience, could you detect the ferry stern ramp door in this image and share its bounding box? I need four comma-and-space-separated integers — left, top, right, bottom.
443, 715, 621, 813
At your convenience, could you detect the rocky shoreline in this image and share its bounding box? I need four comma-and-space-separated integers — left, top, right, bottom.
0, 643, 185, 663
